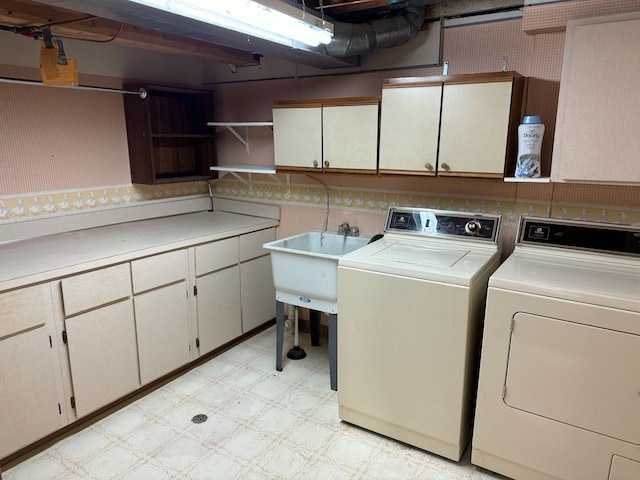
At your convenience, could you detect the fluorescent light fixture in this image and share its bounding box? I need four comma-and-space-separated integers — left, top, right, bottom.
127, 0, 334, 48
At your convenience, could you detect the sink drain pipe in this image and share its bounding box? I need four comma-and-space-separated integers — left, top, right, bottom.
287, 306, 307, 360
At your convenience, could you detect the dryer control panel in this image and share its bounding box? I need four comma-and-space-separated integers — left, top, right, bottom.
384, 207, 501, 242
518, 216, 640, 256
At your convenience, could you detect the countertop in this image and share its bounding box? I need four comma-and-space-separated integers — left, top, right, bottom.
0, 210, 279, 291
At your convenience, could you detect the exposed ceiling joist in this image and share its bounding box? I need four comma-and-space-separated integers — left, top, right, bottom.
1, 0, 259, 66
423, 0, 524, 21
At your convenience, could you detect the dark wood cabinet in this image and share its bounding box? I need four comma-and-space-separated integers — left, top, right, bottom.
123, 84, 216, 184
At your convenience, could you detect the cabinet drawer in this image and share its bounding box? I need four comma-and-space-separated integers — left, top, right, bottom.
61, 263, 132, 316
131, 249, 187, 293
239, 228, 277, 262
0, 284, 53, 338
195, 237, 238, 276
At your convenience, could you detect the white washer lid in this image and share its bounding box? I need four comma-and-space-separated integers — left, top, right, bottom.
372, 242, 469, 267
490, 249, 640, 312
339, 236, 500, 286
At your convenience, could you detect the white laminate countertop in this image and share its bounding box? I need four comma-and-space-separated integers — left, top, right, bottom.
0, 210, 279, 291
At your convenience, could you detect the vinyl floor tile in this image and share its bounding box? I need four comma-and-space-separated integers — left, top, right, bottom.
4, 325, 507, 480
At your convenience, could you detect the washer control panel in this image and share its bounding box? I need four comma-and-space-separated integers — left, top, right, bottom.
384, 207, 501, 242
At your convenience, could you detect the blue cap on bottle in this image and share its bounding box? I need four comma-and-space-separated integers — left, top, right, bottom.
522, 115, 542, 124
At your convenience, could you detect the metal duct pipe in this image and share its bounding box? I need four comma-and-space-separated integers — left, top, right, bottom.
323, 0, 440, 57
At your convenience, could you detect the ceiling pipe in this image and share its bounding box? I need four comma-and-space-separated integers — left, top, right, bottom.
322, 0, 442, 57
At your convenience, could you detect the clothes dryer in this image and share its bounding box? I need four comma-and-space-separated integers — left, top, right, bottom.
472, 216, 640, 480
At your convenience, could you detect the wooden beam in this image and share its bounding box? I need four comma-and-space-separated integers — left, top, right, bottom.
0, 0, 259, 66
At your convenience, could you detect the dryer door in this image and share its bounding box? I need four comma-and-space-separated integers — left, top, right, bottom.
503, 313, 640, 445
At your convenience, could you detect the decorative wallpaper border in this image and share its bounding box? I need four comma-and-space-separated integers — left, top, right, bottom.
0, 182, 210, 223
1, 178, 638, 229
211, 179, 640, 227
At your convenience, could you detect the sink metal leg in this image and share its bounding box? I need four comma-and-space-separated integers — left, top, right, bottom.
310, 309, 321, 346
329, 313, 337, 391
276, 300, 284, 371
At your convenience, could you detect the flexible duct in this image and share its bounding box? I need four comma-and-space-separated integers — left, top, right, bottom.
323, 0, 440, 57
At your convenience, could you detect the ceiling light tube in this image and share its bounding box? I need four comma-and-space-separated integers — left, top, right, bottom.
127, 0, 334, 48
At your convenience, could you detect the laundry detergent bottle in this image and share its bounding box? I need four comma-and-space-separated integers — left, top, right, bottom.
515, 115, 544, 178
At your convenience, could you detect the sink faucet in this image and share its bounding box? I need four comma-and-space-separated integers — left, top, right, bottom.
338, 222, 359, 237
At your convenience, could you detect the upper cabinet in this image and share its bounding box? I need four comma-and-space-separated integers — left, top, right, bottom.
379, 80, 442, 175
123, 84, 216, 184
551, 12, 640, 184
379, 72, 526, 178
273, 97, 380, 174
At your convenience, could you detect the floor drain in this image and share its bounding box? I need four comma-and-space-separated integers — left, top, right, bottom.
191, 414, 208, 424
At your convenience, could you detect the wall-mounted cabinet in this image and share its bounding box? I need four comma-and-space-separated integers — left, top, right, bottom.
273, 97, 380, 174
123, 84, 216, 184
551, 12, 640, 184
379, 72, 526, 178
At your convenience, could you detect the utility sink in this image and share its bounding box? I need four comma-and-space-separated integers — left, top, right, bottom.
263, 231, 370, 313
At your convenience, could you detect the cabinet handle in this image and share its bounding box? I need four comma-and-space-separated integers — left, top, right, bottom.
441, 162, 450, 171
313, 160, 318, 168
324, 160, 330, 168
425, 163, 434, 171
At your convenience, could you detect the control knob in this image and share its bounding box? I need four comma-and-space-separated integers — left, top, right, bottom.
465, 220, 482, 235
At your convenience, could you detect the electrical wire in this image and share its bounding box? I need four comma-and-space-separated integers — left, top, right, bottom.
1, 14, 125, 44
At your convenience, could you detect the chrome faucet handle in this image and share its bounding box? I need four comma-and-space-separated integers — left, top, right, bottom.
349, 226, 359, 237
338, 222, 350, 233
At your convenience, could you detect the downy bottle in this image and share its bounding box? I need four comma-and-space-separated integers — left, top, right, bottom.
515, 115, 544, 178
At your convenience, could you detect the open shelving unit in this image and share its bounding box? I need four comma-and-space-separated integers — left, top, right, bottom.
124, 84, 216, 184
208, 121, 288, 194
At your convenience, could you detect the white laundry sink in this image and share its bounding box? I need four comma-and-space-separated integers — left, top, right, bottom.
263, 231, 370, 313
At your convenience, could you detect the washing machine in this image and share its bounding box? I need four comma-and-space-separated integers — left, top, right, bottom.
337, 207, 502, 461
472, 216, 640, 480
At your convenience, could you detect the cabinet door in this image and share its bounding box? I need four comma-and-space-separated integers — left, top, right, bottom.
65, 300, 140, 418
379, 84, 441, 175
134, 281, 191, 385
0, 284, 66, 459
551, 13, 640, 184
273, 106, 322, 170
323, 103, 379, 172
439, 80, 514, 177
195, 266, 242, 355
241, 255, 275, 333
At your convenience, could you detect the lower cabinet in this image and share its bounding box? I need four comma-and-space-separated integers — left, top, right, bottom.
61, 264, 140, 418
0, 284, 67, 459
131, 250, 191, 385
134, 282, 191, 385
64, 300, 140, 418
239, 228, 277, 333
0, 225, 277, 460
195, 265, 242, 355
193, 237, 242, 356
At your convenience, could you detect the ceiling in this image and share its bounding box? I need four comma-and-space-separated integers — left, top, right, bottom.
1, 0, 524, 69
